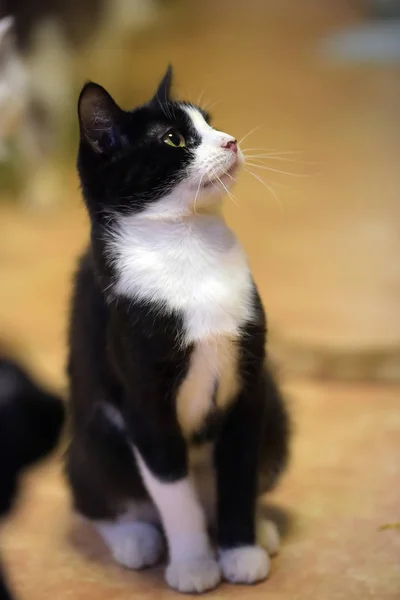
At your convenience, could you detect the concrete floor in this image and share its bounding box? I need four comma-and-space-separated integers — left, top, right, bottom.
0, 0, 399, 598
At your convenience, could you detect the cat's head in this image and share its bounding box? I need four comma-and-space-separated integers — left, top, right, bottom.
78, 66, 242, 219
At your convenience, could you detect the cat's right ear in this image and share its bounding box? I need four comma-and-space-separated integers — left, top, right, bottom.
151, 65, 173, 104
78, 82, 124, 154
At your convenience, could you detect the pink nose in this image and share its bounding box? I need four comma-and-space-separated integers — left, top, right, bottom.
222, 139, 238, 153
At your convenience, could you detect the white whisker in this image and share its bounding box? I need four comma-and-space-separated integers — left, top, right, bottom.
243, 154, 317, 165
238, 125, 263, 146
193, 173, 204, 215
244, 161, 310, 177
244, 168, 283, 211
202, 100, 221, 112
242, 148, 305, 155
220, 166, 236, 182
215, 174, 240, 208
196, 89, 206, 106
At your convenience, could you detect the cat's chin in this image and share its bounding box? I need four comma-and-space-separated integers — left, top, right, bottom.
200, 163, 240, 191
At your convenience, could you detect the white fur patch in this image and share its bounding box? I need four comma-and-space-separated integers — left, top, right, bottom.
96, 520, 164, 569
184, 106, 235, 151
184, 106, 242, 189
109, 214, 254, 344
119, 500, 159, 524
166, 556, 221, 593
219, 545, 270, 584
134, 449, 212, 565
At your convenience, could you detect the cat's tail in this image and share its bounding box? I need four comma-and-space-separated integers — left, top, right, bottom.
269, 331, 400, 382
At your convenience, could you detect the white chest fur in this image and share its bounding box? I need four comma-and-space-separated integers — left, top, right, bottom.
109, 213, 255, 436
109, 214, 255, 343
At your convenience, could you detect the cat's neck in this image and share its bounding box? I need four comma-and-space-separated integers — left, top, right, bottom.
107, 210, 239, 258
130, 195, 224, 223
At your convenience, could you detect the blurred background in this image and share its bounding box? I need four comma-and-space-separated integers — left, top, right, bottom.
0, 1, 399, 599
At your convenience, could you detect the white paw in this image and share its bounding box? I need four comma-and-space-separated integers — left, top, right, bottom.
256, 519, 280, 556
99, 521, 164, 569
166, 556, 221, 593
219, 545, 270, 584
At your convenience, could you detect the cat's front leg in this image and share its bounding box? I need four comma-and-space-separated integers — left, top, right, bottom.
128, 410, 221, 593
214, 379, 270, 585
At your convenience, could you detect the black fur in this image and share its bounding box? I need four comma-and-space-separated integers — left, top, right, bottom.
66, 68, 290, 558
0, 356, 65, 599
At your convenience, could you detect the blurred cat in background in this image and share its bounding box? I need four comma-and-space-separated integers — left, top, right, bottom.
0, 0, 172, 208
0, 354, 65, 599
0, 17, 28, 160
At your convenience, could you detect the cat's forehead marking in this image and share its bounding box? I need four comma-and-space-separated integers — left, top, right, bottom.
184, 106, 214, 138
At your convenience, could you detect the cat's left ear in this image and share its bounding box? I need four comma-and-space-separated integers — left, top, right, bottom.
151, 65, 173, 104
78, 82, 125, 154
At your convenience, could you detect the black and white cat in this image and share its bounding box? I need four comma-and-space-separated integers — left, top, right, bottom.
66, 67, 290, 594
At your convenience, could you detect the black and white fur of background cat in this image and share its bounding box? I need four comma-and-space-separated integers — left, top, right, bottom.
0, 1, 172, 207
66, 67, 290, 594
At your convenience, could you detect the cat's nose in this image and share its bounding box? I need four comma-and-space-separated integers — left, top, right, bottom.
222, 139, 238, 153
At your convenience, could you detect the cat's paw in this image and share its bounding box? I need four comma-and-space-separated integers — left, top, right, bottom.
256, 519, 280, 556
166, 556, 221, 593
103, 522, 164, 569
219, 545, 270, 584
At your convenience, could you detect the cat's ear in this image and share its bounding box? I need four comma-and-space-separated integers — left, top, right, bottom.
152, 65, 173, 104
78, 82, 124, 154
0, 16, 14, 49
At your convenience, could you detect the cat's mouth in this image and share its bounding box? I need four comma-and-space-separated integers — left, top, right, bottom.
201, 161, 239, 189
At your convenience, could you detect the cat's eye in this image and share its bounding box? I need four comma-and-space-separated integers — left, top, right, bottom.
162, 130, 186, 148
